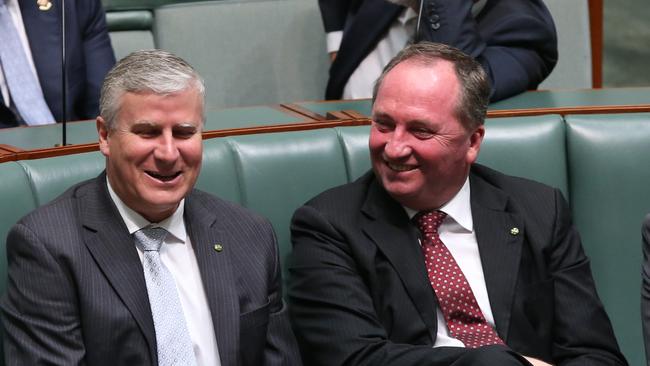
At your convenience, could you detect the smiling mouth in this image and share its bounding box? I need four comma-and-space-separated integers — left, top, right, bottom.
387, 162, 417, 172
146, 171, 181, 182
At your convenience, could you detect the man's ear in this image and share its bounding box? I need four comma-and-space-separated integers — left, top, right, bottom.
97, 117, 110, 157
466, 125, 485, 164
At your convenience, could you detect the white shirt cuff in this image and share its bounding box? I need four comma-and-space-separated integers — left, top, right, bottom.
326, 31, 344, 53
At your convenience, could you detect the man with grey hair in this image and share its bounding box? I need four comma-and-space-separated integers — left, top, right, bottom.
289, 42, 625, 366
2, 50, 301, 365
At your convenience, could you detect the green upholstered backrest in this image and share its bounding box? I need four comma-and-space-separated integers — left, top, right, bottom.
566, 113, 650, 366
196, 138, 243, 204
105, 9, 153, 31
478, 114, 569, 197
0, 164, 54, 363
17, 153, 106, 206
106, 11, 156, 60
154, 0, 329, 109
0, 164, 37, 296
335, 125, 372, 181
0, 113, 641, 363
223, 130, 350, 283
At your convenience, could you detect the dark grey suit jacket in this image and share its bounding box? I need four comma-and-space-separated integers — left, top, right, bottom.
642, 214, 650, 366
1, 173, 301, 365
288, 165, 625, 365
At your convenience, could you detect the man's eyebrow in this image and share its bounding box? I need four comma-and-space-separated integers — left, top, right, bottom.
174, 122, 199, 128
371, 111, 391, 120
131, 120, 158, 127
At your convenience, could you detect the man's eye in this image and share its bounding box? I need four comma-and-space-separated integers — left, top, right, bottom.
173, 127, 198, 139
412, 129, 434, 139
133, 128, 160, 138
373, 121, 393, 132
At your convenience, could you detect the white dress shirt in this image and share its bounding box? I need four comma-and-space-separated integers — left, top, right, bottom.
0, 0, 44, 107
404, 177, 497, 348
326, 7, 417, 100
326, 0, 488, 99
107, 180, 221, 366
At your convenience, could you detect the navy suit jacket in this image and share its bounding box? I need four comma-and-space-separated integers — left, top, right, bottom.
0, 0, 115, 128
320, 0, 557, 102
289, 165, 626, 365
1, 173, 302, 365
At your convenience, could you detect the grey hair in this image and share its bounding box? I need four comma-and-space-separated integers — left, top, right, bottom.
99, 49, 205, 129
372, 42, 490, 130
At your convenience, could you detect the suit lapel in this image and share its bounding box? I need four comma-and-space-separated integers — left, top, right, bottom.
470, 173, 524, 341
184, 193, 239, 366
80, 175, 157, 363
361, 179, 439, 341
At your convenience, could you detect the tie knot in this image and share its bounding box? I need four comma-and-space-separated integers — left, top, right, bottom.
134, 227, 168, 252
414, 210, 447, 234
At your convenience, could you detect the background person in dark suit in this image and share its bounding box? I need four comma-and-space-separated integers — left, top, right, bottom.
1, 50, 301, 365
642, 214, 650, 366
319, 0, 557, 102
288, 42, 625, 366
0, 0, 115, 128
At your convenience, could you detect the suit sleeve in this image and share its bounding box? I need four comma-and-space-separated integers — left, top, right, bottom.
641, 214, 650, 365
1, 223, 86, 366
260, 223, 304, 365
546, 190, 627, 365
288, 205, 470, 366
419, 0, 557, 102
77, 0, 116, 119
318, 0, 353, 33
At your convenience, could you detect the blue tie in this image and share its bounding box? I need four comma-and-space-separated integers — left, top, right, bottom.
134, 227, 198, 366
0, 0, 55, 125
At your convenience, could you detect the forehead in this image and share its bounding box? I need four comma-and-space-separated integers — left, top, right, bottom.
116, 89, 204, 126
373, 60, 460, 121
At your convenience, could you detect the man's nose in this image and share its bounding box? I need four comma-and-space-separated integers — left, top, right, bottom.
384, 132, 412, 158
154, 132, 180, 162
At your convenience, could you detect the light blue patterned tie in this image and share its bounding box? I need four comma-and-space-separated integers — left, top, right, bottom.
134, 227, 198, 366
0, 0, 55, 125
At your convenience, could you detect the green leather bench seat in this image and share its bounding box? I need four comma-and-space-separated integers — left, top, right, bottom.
153, 0, 329, 109
0, 113, 645, 363
105, 10, 156, 60
566, 113, 650, 366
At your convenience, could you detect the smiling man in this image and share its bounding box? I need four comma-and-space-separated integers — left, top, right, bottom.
288, 42, 626, 366
1, 50, 301, 366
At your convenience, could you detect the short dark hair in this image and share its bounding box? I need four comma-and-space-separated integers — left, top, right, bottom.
372, 42, 490, 130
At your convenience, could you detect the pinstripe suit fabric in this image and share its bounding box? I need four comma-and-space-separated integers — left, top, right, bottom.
1, 172, 301, 365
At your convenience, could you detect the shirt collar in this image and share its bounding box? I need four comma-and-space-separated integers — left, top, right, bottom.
399, 6, 418, 26
403, 177, 473, 232
106, 177, 187, 243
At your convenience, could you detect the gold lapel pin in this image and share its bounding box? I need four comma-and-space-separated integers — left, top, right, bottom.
510, 227, 520, 236
37, 0, 52, 11
214, 244, 223, 252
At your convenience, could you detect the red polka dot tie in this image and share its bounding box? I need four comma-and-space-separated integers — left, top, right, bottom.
414, 210, 504, 348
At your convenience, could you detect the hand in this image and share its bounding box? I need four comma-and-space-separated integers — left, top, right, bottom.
329, 51, 337, 62
523, 356, 554, 366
